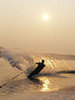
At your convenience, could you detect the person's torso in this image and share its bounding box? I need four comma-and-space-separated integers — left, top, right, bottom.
34, 63, 45, 72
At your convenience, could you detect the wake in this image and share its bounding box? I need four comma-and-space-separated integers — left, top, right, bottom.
0, 47, 75, 89
0, 47, 75, 73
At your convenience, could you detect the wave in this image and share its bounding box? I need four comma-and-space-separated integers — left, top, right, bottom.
0, 47, 75, 74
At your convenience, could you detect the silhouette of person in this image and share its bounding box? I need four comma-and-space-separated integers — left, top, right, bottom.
28, 60, 45, 79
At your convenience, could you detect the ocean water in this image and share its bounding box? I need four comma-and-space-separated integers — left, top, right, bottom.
0, 48, 75, 100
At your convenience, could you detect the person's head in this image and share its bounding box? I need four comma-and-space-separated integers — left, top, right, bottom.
42, 60, 45, 63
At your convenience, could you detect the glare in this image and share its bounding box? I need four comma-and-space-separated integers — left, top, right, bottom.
40, 77, 52, 92
43, 14, 49, 21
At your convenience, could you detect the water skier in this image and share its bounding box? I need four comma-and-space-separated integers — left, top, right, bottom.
28, 60, 45, 79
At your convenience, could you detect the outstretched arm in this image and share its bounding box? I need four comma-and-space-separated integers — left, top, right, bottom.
36, 62, 40, 64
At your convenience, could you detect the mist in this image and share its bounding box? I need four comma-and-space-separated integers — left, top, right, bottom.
0, 0, 75, 54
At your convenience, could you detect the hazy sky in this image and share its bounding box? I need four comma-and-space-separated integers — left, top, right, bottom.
0, 0, 75, 54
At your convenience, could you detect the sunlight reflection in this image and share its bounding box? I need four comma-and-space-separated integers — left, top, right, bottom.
45, 59, 54, 69
31, 55, 72, 73
40, 77, 52, 92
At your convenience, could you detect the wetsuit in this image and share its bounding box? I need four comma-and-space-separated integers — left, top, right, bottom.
28, 62, 45, 78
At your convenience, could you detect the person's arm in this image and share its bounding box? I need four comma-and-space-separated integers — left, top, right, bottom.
36, 62, 40, 64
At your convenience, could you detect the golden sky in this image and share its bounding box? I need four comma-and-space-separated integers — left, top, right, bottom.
0, 0, 75, 54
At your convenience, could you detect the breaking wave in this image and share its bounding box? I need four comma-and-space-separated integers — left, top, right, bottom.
0, 47, 75, 75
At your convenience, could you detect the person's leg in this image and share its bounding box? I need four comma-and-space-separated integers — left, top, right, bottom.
28, 70, 39, 78
28, 71, 36, 78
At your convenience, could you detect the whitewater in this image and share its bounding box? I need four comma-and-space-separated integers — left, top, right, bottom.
0, 47, 75, 100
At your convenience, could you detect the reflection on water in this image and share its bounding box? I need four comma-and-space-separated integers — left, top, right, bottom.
32, 55, 72, 72
38, 77, 59, 92
40, 77, 52, 92
0, 76, 59, 95
1, 74, 75, 96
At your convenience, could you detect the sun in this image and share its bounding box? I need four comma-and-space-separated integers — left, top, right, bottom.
43, 14, 49, 21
